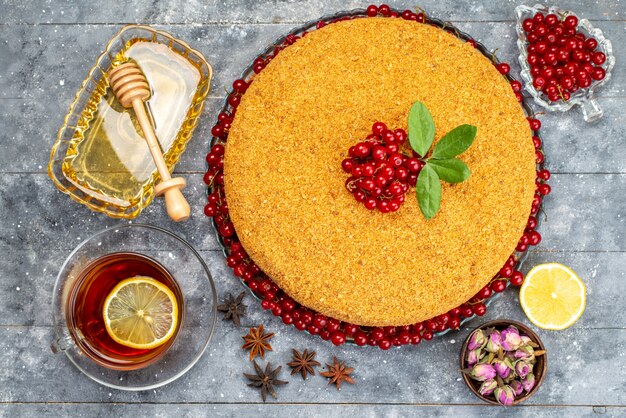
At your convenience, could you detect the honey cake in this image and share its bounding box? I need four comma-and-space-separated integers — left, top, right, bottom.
223, 18, 536, 326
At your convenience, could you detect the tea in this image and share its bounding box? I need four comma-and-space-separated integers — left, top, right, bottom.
66, 252, 184, 370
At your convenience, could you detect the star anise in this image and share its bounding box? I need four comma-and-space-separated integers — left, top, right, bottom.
287, 348, 321, 380
320, 356, 355, 390
242, 325, 274, 360
244, 360, 288, 402
217, 291, 247, 326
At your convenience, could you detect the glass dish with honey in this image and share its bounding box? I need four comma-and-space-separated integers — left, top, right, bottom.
51, 224, 217, 390
48, 25, 212, 219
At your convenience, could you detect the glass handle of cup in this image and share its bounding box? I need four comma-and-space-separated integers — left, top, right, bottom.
581, 98, 603, 123
50, 335, 72, 354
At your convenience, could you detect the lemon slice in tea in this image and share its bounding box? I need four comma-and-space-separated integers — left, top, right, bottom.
103, 277, 179, 349
520, 263, 586, 330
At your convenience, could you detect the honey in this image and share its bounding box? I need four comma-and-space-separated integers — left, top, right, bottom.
64, 42, 200, 206
49, 25, 212, 218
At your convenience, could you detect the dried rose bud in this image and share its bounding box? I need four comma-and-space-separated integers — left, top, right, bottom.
522, 373, 536, 392
493, 359, 511, 379
520, 335, 532, 346
469, 363, 497, 382
478, 379, 498, 396
494, 385, 515, 406
514, 345, 535, 361
511, 380, 524, 396
515, 360, 532, 378
467, 348, 483, 367
485, 331, 502, 353
500, 326, 522, 351
468, 329, 488, 351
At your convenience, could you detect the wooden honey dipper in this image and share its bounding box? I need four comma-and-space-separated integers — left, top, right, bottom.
108, 61, 190, 222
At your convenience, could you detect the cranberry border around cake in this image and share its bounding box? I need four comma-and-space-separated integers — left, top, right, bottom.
204, 7, 550, 350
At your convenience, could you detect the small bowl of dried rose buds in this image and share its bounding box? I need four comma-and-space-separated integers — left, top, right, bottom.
459, 320, 547, 406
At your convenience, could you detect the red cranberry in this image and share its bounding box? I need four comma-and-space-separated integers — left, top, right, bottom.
383, 326, 397, 336
510, 271, 524, 286
426, 320, 437, 332
536, 151, 545, 164
252, 63, 265, 73
366, 5, 378, 16
327, 319, 341, 333
281, 312, 294, 325
341, 158, 354, 173
528, 118, 541, 131
412, 322, 425, 333
460, 305, 474, 318
371, 327, 385, 341
449, 317, 461, 330
591, 67, 606, 81
320, 330, 331, 341
397, 332, 411, 345
378, 338, 392, 350
528, 230, 542, 245
232, 79, 248, 93
491, 280, 507, 293
307, 325, 320, 335
449, 307, 461, 317
522, 18, 534, 32
313, 314, 327, 328
538, 183, 551, 196
204, 203, 217, 217
228, 94, 241, 107
499, 265, 513, 278
422, 331, 433, 341
354, 331, 368, 346
331, 331, 346, 346
592, 51, 606, 65
564, 15, 578, 29
344, 323, 359, 336
281, 299, 296, 312
477, 286, 492, 300
496, 63, 510, 75
533, 76, 546, 90
544, 13, 558, 26
300, 312, 313, 324
218, 223, 235, 238
473, 303, 487, 316
410, 332, 422, 345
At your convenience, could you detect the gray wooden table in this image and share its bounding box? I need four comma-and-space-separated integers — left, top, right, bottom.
1, 0, 625, 417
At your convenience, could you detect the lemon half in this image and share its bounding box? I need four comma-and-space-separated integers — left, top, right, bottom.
520, 263, 586, 330
103, 277, 179, 349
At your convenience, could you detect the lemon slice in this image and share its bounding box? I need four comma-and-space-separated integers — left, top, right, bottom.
520, 263, 586, 330
103, 277, 179, 349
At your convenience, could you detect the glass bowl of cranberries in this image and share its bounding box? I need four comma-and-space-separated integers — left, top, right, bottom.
515, 4, 615, 122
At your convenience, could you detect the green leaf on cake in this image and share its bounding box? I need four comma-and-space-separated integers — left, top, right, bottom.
428, 158, 471, 183
408, 101, 435, 158
430, 124, 477, 159
416, 164, 442, 220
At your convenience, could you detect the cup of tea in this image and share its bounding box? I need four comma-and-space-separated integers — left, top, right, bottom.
51, 224, 217, 390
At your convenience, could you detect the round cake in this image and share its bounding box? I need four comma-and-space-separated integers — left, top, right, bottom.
224, 17, 536, 326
